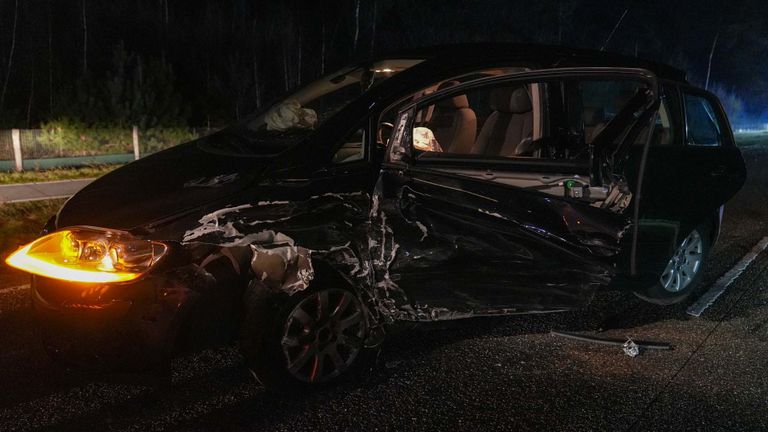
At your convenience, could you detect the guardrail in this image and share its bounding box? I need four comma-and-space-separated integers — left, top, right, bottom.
0, 127, 212, 172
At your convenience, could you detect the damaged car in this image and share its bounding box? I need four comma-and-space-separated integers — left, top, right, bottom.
6, 44, 746, 388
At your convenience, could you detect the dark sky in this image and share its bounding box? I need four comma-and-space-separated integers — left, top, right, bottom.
0, 0, 765, 128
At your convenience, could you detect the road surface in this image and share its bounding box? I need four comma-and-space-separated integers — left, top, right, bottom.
0, 179, 93, 203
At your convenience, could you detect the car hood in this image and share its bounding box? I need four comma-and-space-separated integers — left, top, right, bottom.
56, 129, 283, 231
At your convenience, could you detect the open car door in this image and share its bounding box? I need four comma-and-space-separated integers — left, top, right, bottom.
620, 84, 747, 287
368, 68, 661, 320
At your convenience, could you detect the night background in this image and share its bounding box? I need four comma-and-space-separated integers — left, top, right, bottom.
0, 0, 766, 129
0, 1, 768, 431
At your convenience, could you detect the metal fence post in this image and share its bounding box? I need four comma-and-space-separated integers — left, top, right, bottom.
132, 126, 140, 160
11, 129, 22, 172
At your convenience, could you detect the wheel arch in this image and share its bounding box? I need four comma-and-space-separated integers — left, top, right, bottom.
310, 258, 364, 294
239, 256, 373, 329
238, 256, 375, 388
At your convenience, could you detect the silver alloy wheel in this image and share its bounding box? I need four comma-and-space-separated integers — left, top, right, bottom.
659, 229, 704, 293
281, 289, 366, 383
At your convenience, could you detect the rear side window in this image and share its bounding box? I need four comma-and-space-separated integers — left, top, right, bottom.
578, 81, 674, 147
578, 80, 643, 145
684, 93, 722, 146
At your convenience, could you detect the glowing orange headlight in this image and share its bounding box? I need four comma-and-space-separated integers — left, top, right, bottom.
5, 228, 166, 283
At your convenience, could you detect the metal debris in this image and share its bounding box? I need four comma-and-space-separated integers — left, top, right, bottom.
182, 204, 253, 242
551, 331, 673, 356
622, 338, 640, 357
250, 242, 314, 295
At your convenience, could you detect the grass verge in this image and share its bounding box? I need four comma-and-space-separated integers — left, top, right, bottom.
0, 199, 65, 286
735, 132, 768, 147
0, 165, 121, 185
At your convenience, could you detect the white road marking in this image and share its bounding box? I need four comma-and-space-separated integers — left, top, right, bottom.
2, 194, 72, 203
687, 236, 768, 317
0, 178, 93, 203
0, 284, 29, 294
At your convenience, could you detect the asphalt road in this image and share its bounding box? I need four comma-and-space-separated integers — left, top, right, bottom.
0, 179, 94, 203
0, 147, 766, 432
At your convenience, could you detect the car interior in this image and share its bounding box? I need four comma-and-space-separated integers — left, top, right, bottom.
411, 82, 547, 159
408, 77, 672, 161
382, 75, 670, 204
333, 67, 532, 164
339, 71, 672, 208
427, 80, 477, 154
471, 86, 535, 157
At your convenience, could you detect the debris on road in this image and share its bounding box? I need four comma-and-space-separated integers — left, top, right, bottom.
551, 331, 673, 357
622, 339, 640, 357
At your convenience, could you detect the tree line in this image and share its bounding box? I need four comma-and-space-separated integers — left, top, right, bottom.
0, 0, 764, 129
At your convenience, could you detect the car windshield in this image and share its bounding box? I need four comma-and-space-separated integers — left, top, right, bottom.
245, 59, 423, 146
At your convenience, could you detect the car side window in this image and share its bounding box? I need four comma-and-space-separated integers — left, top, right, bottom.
405, 77, 654, 161
629, 86, 677, 147
578, 80, 642, 145
376, 67, 532, 148
684, 92, 722, 146
410, 82, 548, 158
577, 80, 674, 147
332, 128, 365, 163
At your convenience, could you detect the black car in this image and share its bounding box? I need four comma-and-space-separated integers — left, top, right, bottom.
6, 44, 746, 388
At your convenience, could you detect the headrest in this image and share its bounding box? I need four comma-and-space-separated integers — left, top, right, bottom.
436, 80, 469, 109
490, 87, 532, 114
583, 107, 605, 126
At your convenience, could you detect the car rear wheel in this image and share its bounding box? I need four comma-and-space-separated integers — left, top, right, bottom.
634, 225, 710, 305
240, 285, 368, 390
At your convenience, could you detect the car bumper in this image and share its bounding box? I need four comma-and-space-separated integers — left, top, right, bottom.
31, 271, 197, 373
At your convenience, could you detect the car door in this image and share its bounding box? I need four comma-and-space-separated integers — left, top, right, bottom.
624, 85, 747, 277
369, 68, 661, 319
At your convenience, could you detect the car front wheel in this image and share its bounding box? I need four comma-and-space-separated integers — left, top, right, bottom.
634, 225, 710, 305
240, 285, 368, 390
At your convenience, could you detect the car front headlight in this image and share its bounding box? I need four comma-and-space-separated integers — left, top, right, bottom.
5, 227, 167, 283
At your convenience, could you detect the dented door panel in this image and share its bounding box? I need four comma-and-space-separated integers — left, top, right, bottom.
372, 162, 630, 316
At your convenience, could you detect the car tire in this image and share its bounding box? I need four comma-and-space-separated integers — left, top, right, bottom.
634, 224, 711, 305
239, 283, 369, 391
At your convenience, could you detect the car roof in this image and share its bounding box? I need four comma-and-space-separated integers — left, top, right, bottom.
365, 43, 687, 83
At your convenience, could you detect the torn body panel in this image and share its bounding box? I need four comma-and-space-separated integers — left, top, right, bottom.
33, 172, 623, 372
370, 163, 630, 319
164, 158, 634, 329
33, 189, 381, 370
